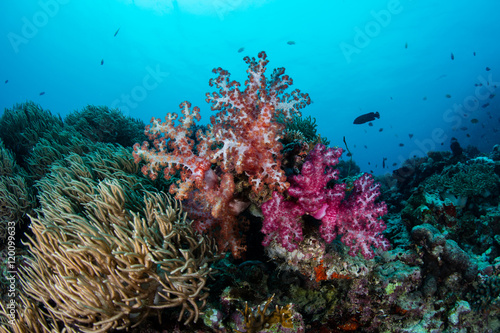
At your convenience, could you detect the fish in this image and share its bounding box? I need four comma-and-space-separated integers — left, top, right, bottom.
473, 51, 476, 56
482, 103, 489, 108
379, 128, 383, 132
399, 143, 404, 147
405, 42, 408, 49
287, 41, 295, 45
101, 59, 104, 65
423, 96, 427, 100
353, 111, 380, 124
4, 80, 7, 84
486, 67, 491, 71
451, 52, 454, 60
471, 118, 479, 124
364, 145, 367, 149
114, 28, 120, 37
368, 122, 373, 127
409, 133, 413, 139
445, 94, 451, 98
238, 47, 244, 53
466, 134, 471, 138
460, 126, 467, 131
392, 162, 397, 166
39, 91, 45, 96
382, 157, 387, 168
489, 94, 495, 99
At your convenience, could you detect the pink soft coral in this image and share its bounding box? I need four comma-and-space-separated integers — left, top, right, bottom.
261, 144, 390, 259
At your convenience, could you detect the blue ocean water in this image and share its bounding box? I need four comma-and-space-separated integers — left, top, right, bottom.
0, 0, 499, 175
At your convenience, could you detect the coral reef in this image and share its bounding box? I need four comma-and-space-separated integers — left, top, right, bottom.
2, 146, 218, 332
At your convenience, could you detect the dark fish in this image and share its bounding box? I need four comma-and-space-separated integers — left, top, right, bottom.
368, 122, 373, 127
4, 80, 7, 84
471, 118, 479, 124
390, 96, 393, 100
466, 134, 470, 138
451, 52, 454, 60
379, 128, 383, 132
368, 162, 371, 165
101, 59, 104, 65
486, 67, 491, 71
39, 91, 45, 96
473, 51, 476, 56
353, 111, 380, 124
489, 94, 495, 99
238, 47, 244, 53
482, 103, 489, 108
392, 162, 397, 166
460, 126, 467, 131
114, 28, 120, 37
423, 96, 427, 100
405, 42, 407, 49
409, 133, 413, 139
445, 94, 451, 98
287, 41, 295, 45
382, 157, 387, 168
399, 143, 404, 147
364, 145, 367, 149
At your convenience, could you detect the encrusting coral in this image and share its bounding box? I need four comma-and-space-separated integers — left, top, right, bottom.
8, 145, 217, 332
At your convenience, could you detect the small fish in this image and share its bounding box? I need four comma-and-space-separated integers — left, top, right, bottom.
364, 145, 367, 149
399, 143, 404, 147
4, 80, 7, 84
368, 122, 373, 127
238, 47, 244, 53
471, 118, 479, 124
382, 157, 387, 168
390, 96, 393, 100
368, 162, 371, 165
114, 28, 120, 37
379, 128, 383, 132
486, 67, 491, 71
445, 94, 451, 98
101, 59, 104, 65
451, 52, 454, 60
39, 91, 45, 96
287, 40, 295, 45
423, 96, 427, 100
409, 134, 413, 139
466, 133, 471, 138
473, 51, 476, 56
353, 111, 380, 124
392, 162, 397, 166
482, 103, 489, 108
460, 126, 467, 131
490, 94, 495, 99
405, 42, 408, 49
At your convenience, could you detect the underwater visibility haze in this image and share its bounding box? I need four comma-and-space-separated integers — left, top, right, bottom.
0, 0, 500, 332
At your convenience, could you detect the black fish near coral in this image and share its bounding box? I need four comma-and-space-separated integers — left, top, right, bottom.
353, 111, 380, 124
101, 59, 104, 65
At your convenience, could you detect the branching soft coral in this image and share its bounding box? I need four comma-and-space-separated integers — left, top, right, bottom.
262, 144, 390, 259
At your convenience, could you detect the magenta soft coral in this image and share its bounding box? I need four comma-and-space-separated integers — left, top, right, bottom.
261, 144, 390, 259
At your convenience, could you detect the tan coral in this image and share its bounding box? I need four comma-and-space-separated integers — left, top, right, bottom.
9, 147, 217, 332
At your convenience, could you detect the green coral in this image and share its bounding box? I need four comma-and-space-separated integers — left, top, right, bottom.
424, 159, 499, 197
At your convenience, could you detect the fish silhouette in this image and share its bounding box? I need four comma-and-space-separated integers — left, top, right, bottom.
353, 112, 380, 124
